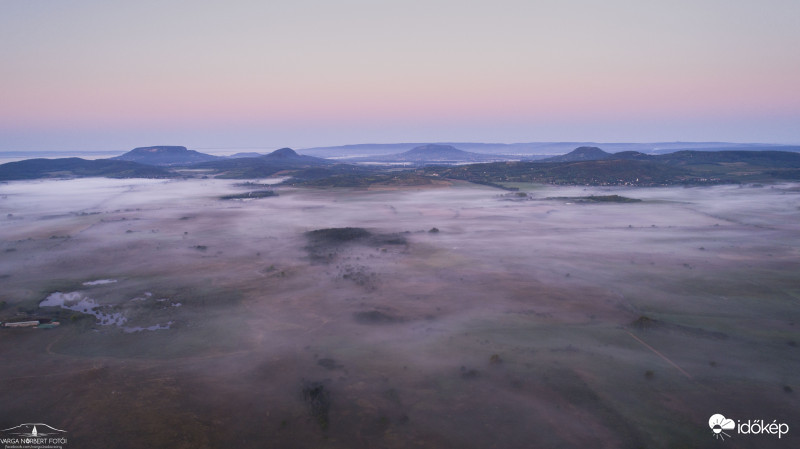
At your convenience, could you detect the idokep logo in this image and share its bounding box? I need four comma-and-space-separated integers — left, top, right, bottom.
708, 413, 790, 441
709, 414, 736, 441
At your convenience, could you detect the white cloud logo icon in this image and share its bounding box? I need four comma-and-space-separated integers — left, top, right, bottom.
709, 414, 735, 440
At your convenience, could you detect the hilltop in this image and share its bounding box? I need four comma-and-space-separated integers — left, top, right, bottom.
112, 146, 220, 166
347, 144, 515, 164
539, 147, 613, 162
191, 147, 335, 178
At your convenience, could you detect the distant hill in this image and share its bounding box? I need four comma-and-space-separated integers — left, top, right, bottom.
191, 147, 334, 178
543, 147, 800, 167
300, 141, 800, 159
426, 159, 691, 187
0, 158, 174, 181
610, 151, 651, 160
654, 150, 800, 167
348, 144, 516, 164
227, 152, 264, 158
649, 144, 800, 155
4, 145, 800, 185
303, 142, 541, 159
398, 144, 485, 161
112, 146, 220, 166
424, 147, 800, 186
265, 148, 316, 160
540, 146, 612, 162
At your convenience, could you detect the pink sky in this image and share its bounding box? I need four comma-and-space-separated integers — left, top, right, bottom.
2, 0, 799, 151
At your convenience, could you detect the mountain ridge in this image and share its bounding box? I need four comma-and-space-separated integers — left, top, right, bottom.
190, 147, 334, 178
299, 141, 800, 159
2, 144, 800, 185
347, 144, 516, 164
0, 157, 174, 180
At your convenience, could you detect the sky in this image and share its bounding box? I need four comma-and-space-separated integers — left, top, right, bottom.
1, 0, 799, 152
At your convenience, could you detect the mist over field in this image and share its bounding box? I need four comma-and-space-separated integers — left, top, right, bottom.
3, 0, 799, 445
1, 178, 798, 448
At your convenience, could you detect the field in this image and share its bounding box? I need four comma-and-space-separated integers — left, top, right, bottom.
1, 178, 798, 448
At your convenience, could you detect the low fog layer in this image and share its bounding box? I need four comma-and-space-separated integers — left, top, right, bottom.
1, 178, 798, 448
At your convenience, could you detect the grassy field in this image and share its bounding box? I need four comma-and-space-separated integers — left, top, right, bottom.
1, 179, 798, 448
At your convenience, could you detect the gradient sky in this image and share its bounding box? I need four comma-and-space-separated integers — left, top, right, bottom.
1, 0, 799, 151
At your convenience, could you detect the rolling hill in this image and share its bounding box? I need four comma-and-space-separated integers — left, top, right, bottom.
3, 144, 800, 185
191, 148, 334, 178
347, 144, 516, 164
423, 147, 800, 186
539, 146, 613, 162
0, 158, 174, 181
112, 146, 220, 166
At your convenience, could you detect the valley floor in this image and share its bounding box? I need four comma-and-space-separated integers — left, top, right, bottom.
1, 179, 798, 448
